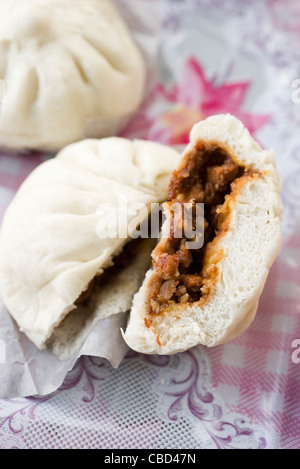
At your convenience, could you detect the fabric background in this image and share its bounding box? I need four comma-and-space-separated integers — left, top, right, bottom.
0, 0, 299, 449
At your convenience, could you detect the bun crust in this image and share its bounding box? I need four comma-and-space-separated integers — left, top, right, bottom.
123, 114, 283, 354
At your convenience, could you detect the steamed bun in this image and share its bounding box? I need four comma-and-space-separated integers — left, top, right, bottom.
0, 0, 145, 151
0, 137, 180, 349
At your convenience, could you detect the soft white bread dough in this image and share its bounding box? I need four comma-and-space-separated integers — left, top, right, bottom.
123, 114, 283, 354
0, 137, 180, 349
0, 0, 145, 151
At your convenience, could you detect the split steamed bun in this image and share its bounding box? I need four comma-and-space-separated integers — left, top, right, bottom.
0, 0, 145, 151
123, 114, 283, 355
0, 137, 180, 350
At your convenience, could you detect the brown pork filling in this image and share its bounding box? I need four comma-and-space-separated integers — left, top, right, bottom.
147, 142, 246, 316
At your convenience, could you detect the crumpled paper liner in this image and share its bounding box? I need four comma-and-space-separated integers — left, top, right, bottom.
0, 0, 160, 398
0, 301, 128, 398
0, 237, 155, 398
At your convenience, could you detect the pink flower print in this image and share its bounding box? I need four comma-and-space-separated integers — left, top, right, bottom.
121, 57, 270, 145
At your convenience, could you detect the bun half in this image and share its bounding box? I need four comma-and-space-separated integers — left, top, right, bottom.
123, 114, 283, 354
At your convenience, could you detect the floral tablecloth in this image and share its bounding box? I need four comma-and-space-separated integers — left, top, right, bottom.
0, 0, 300, 449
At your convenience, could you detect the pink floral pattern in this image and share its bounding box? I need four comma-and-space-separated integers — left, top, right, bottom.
146, 350, 267, 449
0, 0, 300, 449
268, 0, 300, 38
122, 57, 270, 145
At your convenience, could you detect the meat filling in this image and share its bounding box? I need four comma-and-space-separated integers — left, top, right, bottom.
147, 142, 246, 315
